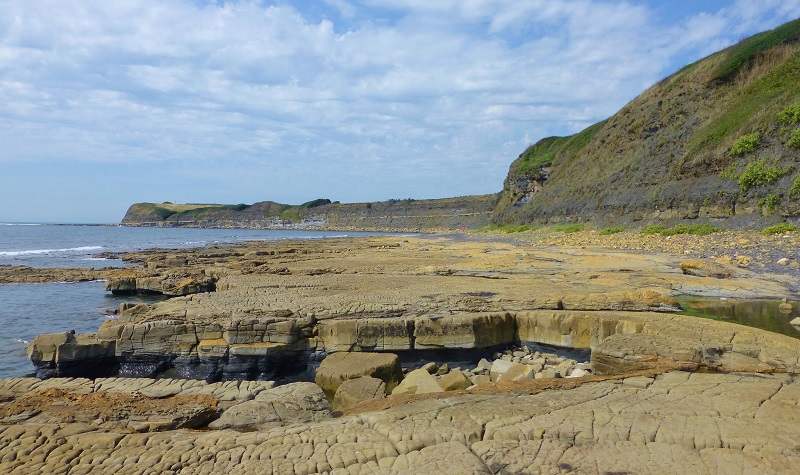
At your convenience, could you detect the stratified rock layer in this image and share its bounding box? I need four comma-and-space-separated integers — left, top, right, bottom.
27, 236, 800, 380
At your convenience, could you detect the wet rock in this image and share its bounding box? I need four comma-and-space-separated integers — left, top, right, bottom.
104, 274, 216, 296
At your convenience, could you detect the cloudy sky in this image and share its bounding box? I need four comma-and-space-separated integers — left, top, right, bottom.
2, 1, 800, 222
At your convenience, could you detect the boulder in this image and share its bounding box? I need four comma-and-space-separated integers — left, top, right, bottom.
496, 363, 535, 382
437, 369, 472, 391
567, 368, 589, 378
489, 359, 515, 381
391, 368, 444, 396
315, 352, 403, 398
679, 259, 735, 278
332, 376, 386, 411
469, 374, 491, 386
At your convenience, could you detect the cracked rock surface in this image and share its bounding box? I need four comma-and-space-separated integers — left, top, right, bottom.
9, 234, 800, 472
2, 372, 799, 474
25, 236, 800, 380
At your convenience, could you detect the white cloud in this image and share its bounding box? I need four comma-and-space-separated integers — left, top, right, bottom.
0, 0, 798, 221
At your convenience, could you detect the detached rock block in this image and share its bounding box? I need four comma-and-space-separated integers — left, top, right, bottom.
437, 369, 472, 391
391, 368, 444, 396
27, 332, 116, 377
497, 363, 536, 382
680, 259, 735, 278
332, 376, 386, 411
315, 352, 403, 398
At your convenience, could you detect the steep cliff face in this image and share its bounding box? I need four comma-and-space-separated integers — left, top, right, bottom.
494, 19, 800, 227
121, 195, 499, 231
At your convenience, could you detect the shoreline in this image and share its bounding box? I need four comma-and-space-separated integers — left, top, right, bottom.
5, 232, 800, 473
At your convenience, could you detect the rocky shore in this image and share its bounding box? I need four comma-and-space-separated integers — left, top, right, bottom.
3, 232, 800, 473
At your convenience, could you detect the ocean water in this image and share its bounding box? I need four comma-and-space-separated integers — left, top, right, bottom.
0, 224, 396, 378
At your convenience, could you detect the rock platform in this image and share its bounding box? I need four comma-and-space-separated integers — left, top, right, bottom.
5, 234, 800, 472
2, 371, 799, 474
25, 236, 800, 380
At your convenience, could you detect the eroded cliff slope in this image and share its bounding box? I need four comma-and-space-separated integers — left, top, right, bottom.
494, 18, 800, 227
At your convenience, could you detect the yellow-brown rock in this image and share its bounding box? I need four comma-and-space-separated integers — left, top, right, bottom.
315, 352, 403, 398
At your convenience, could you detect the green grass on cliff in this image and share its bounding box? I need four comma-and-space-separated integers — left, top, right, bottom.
513, 121, 607, 176
496, 17, 800, 227
710, 18, 800, 84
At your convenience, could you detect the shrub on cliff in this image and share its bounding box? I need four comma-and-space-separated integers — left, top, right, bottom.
779, 102, 800, 125
788, 128, 800, 149
738, 159, 793, 192
730, 132, 761, 157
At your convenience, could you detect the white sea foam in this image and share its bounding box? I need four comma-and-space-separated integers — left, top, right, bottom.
0, 245, 103, 257
0, 223, 42, 226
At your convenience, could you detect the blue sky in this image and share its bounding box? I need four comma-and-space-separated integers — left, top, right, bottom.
2, 0, 800, 223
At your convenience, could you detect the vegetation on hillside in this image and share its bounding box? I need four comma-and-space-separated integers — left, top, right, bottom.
511, 121, 608, 177
494, 17, 800, 227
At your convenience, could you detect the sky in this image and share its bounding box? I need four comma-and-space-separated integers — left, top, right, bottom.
2, 1, 800, 223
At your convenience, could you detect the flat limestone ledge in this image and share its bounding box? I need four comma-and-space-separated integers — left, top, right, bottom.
29, 309, 800, 378
2, 372, 800, 474
0, 377, 275, 402
515, 310, 800, 374
317, 312, 516, 352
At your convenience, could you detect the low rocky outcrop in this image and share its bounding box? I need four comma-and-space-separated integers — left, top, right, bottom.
209, 382, 331, 430
104, 274, 216, 296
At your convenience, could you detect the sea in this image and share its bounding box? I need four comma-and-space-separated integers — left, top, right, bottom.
0, 223, 398, 378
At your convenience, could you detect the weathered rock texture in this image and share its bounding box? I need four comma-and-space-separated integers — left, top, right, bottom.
2, 371, 800, 474
332, 376, 387, 411
315, 352, 403, 398
27, 236, 800, 380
